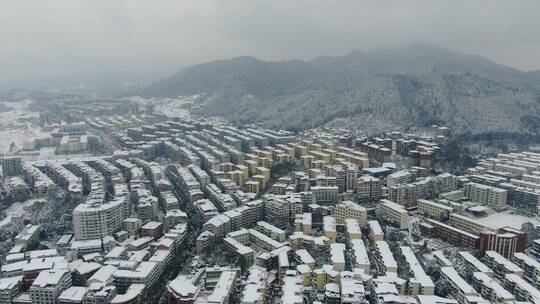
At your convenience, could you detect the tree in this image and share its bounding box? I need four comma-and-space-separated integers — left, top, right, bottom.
521, 222, 540, 245
435, 278, 450, 297
425, 263, 441, 282
238, 255, 248, 275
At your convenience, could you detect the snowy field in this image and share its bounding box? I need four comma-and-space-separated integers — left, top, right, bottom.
154, 96, 193, 118
475, 210, 540, 229
0, 100, 50, 154
0, 199, 40, 227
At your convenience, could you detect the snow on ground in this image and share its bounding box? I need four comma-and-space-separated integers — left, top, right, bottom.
155, 96, 195, 118
18, 147, 94, 162
0, 199, 39, 227
0, 100, 50, 154
475, 210, 540, 229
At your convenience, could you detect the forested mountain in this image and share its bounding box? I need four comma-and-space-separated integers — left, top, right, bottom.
140, 42, 540, 134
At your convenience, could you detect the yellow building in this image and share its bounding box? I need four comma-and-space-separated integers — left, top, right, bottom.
368, 220, 384, 243
297, 264, 312, 287
256, 167, 270, 187
275, 154, 292, 164
336, 201, 367, 226
296, 145, 308, 157
245, 180, 260, 194
449, 213, 494, 234
417, 199, 453, 220
378, 199, 410, 230
322, 149, 337, 161
235, 164, 250, 181
244, 160, 259, 176
294, 213, 312, 235
323, 216, 337, 243
309, 143, 322, 152
272, 183, 287, 195
311, 160, 327, 170
220, 162, 234, 172
258, 157, 271, 168
228, 170, 245, 187
345, 219, 362, 244
252, 175, 264, 190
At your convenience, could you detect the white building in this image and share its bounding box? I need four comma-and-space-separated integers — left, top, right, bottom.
29, 269, 72, 304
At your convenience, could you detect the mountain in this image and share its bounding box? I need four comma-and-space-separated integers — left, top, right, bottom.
140, 42, 540, 135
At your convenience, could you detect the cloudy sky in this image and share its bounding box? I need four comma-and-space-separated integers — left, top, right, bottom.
1, 0, 539, 90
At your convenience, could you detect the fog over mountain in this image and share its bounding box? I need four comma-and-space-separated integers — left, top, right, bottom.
142, 42, 540, 135
2, 1, 540, 90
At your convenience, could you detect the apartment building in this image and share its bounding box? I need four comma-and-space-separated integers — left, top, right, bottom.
223, 237, 255, 266
123, 218, 143, 236
504, 273, 540, 303
449, 213, 494, 234
484, 251, 524, 280
311, 186, 339, 205
29, 269, 72, 304
323, 216, 337, 243
141, 221, 164, 240
73, 197, 129, 240
368, 220, 384, 243
193, 199, 219, 222
294, 249, 316, 270
113, 261, 159, 293
387, 171, 411, 187
330, 243, 346, 272
513, 252, 540, 289
0, 276, 24, 304
294, 213, 312, 235
207, 270, 238, 304
281, 270, 303, 304
424, 219, 480, 249
378, 199, 409, 230
256, 221, 286, 242
471, 272, 515, 303
440, 267, 479, 304
458, 251, 494, 276
400, 246, 435, 296
373, 241, 397, 275
339, 218, 361, 243
350, 239, 370, 274
340, 271, 366, 304
357, 175, 383, 201
240, 266, 268, 304
479, 230, 522, 259
336, 200, 367, 226
2, 156, 22, 177
464, 182, 508, 209
417, 199, 453, 220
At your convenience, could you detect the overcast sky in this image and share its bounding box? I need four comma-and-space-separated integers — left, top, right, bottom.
2, 0, 540, 90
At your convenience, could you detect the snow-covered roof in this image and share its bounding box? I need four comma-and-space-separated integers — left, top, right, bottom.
485, 251, 523, 273
375, 241, 397, 270
32, 269, 69, 288
441, 267, 477, 295
473, 272, 514, 300
350, 239, 370, 267
458, 251, 492, 273
400, 246, 434, 288
295, 249, 315, 265
0, 276, 23, 291
330, 243, 346, 265
281, 271, 303, 304
58, 287, 88, 302
168, 276, 198, 298
207, 270, 237, 303
88, 265, 117, 284
110, 284, 145, 304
